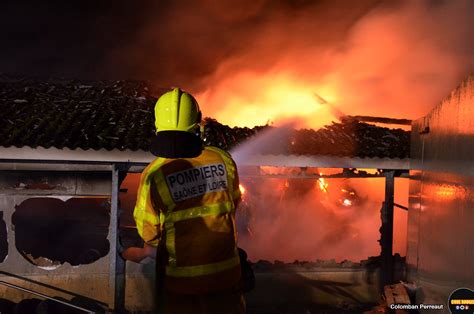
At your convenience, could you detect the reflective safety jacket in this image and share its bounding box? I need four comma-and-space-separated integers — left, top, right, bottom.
133, 146, 242, 294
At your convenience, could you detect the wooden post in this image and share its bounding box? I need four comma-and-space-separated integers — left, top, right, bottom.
380, 171, 395, 291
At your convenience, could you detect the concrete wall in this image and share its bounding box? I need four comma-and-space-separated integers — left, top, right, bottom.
0, 171, 113, 308
0, 170, 160, 311
407, 75, 474, 311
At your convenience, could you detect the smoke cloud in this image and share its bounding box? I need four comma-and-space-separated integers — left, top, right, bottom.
2, 1, 462, 261
194, 0, 473, 127
235, 176, 408, 262
230, 123, 408, 262
2, 1, 470, 128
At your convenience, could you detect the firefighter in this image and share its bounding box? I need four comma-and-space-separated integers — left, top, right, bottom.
129, 88, 245, 314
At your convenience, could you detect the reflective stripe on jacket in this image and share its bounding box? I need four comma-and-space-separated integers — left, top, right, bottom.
133, 146, 242, 294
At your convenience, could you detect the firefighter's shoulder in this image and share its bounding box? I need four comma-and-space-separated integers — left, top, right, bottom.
204, 145, 235, 161
142, 157, 167, 175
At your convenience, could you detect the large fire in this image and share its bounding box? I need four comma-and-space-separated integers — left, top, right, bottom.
197, 73, 338, 128
115, 0, 468, 265
190, 2, 470, 130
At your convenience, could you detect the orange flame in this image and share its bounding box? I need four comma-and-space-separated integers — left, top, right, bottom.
239, 184, 246, 195
197, 74, 338, 128
318, 173, 329, 193
190, 1, 471, 132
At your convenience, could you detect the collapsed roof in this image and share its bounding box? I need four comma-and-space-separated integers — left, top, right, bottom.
0, 75, 410, 159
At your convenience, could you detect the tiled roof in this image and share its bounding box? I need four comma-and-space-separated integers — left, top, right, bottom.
0, 76, 410, 158
202, 119, 409, 159
0, 75, 157, 151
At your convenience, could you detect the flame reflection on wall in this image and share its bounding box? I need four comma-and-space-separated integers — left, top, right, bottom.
435, 185, 456, 200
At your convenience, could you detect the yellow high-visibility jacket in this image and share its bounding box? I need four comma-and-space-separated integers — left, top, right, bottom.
133, 146, 242, 294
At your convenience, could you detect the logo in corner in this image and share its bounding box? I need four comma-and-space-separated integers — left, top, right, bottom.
448, 288, 474, 313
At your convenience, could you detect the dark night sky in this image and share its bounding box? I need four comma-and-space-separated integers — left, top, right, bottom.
0, 2, 149, 79
0, 0, 381, 88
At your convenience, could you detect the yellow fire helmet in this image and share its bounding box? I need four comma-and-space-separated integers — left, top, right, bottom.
154, 88, 202, 133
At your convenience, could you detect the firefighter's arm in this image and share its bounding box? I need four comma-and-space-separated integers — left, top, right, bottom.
125, 172, 162, 263
133, 170, 162, 248
121, 244, 157, 263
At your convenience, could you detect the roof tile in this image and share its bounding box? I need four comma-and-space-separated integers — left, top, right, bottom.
0, 75, 410, 158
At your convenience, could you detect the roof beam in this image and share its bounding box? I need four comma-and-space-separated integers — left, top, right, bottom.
237, 154, 410, 170
0, 147, 410, 171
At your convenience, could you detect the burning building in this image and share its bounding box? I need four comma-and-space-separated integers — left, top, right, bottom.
0, 74, 472, 313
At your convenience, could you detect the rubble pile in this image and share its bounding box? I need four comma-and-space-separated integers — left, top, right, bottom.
252, 259, 364, 272
251, 254, 406, 273
0, 75, 410, 158
252, 258, 363, 272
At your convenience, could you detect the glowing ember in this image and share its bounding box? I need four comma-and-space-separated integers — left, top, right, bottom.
318, 173, 329, 193
341, 188, 356, 196
342, 199, 352, 207
239, 184, 246, 195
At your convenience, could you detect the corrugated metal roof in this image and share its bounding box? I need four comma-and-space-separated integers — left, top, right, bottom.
0, 75, 410, 159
